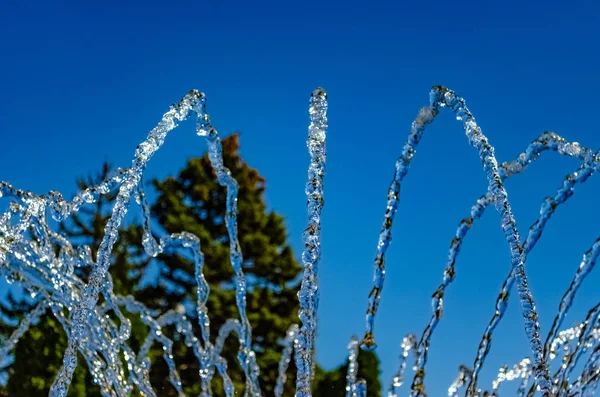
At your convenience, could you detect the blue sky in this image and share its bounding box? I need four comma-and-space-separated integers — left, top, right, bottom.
2, 0, 600, 394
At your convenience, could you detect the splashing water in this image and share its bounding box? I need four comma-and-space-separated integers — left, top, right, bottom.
1, 86, 600, 397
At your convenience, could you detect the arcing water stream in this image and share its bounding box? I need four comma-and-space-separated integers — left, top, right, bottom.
1, 87, 599, 396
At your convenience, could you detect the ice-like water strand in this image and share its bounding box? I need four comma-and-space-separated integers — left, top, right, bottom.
193, 95, 261, 396
416, 132, 596, 388
342, 336, 368, 397
448, 365, 473, 397
118, 296, 185, 396
387, 334, 417, 397
490, 359, 531, 395
470, 152, 599, 391
555, 302, 600, 395
364, 86, 551, 395
295, 87, 328, 397
0, 88, 308, 397
2, 86, 600, 396
430, 86, 551, 395
155, 309, 236, 397
50, 90, 204, 397
362, 105, 438, 350
0, 89, 265, 397
466, 148, 599, 393
137, 175, 218, 395
346, 337, 359, 397
482, 312, 600, 395
415, 195, 487, 386
465, 299, 600, 393
0, 299, 48, 362
545, 237, 600, 360
577, 344, 600, 396
354, 380, 367, 397
275, 325, 299, 397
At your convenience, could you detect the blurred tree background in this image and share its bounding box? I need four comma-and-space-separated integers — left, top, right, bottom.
313, 349, 381, 397
0, 134, 380, 396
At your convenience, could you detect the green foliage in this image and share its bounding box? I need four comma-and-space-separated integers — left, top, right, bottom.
313, 350, 381, 397
2, 302, 100, 397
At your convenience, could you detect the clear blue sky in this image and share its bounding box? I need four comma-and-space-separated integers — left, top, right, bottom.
2, 0, 600, 394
